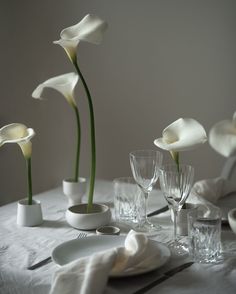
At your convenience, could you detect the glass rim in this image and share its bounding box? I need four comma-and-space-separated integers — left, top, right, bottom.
159, 164, 194, 172
129, 149, 163, 158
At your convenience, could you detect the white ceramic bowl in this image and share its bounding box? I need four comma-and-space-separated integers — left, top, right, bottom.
66, 203, 111, 230
228, 208, 236, 234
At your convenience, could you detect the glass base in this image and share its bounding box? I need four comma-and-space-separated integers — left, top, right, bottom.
168, 239, 189, 256
133, 218, 162, 235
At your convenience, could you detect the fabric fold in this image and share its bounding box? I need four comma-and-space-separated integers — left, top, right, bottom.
191, 177, 236, 204
50, 230, 158, 294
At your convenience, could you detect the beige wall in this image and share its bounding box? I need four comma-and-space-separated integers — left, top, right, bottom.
0, 0, 235, 205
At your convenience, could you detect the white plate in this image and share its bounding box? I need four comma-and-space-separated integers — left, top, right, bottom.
218, 192, 236, 221
51, 235, 171, 277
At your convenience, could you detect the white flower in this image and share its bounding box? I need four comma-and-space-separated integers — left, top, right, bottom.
0, 123, 35, 158
53, 14, 108, 62
154, 118, 207, 152
32, 72, 79, 107
209, 112, 236, 157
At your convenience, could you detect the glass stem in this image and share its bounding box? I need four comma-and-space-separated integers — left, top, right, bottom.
173, 208, 178, 242
143, 191, 149, 222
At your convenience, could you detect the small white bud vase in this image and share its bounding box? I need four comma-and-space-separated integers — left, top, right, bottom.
17, 199, 43, 227
63, 177, 87, 207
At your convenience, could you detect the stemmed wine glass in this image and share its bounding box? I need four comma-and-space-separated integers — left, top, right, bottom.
159, 164, 194, 254
129, 150, 163, 233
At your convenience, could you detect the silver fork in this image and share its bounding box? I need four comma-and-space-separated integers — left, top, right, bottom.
27, 232, 88, 270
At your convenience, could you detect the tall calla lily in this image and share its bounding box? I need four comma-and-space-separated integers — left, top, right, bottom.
0, 123, 35, 204
209, 112, 236, 157
53, 14, 108, 63
54, 14, 108, 212
32, 72, 81, 182
154, 118, 207, 167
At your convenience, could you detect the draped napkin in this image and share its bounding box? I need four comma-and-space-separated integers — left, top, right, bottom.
50, 230, 159, 294
190, 177, 236, 204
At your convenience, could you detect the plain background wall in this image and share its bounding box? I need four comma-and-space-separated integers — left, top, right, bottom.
0, 0, 235, 205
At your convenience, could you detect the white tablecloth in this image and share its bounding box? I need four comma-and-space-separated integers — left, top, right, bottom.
0, 179, 236, 294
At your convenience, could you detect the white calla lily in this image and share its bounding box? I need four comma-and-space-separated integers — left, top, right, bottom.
32, 73, 79, 107
154, 118, 207, 152
53, 14, 107, 212
32, 72, 81, 182
53, 14, 108, 62
0, 123, 35, 158
209, 112, 236, 157
0, 123, 35, 204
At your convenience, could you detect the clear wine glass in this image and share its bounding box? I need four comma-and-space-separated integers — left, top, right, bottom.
159, 164, 194, 254
129, 150, 163, 233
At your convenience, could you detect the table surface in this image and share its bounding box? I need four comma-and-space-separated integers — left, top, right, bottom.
1, 179, 236, 294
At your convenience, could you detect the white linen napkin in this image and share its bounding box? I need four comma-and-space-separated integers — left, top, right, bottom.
191, 177, 236, 204
49, 230, 159, 294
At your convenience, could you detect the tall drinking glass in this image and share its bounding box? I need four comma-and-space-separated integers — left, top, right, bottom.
159, 164, 194, 253
129, 150, 163, 233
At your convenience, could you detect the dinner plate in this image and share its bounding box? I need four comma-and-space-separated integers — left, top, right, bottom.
218, 191, 236, 222
51, 235, 171, 277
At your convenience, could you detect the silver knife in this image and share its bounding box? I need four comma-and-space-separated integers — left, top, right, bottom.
132, 261, 194, 294
27, 256, 52, 270
147, 205, 169, 217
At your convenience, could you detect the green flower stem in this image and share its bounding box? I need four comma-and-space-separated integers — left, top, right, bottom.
73, 105, 81, 182
170, 151, 186, 208
26, 157, 33, 205
73, 60, 96, 213
170, 151, 180, 172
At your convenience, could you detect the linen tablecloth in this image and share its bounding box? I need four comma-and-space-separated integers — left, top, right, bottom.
0, 179, 236, 294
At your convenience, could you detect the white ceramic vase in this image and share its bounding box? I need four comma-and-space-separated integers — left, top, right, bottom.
63, 177, 87, 207
66, 203, 111, 230
17, 199, 43, 227
171, 203, 196, 236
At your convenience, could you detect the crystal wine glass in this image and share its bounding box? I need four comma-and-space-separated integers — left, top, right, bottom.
159, 164, 194, 254
129, 150, 163, 233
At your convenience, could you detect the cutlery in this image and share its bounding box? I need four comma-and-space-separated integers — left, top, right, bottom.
27, 232, 87, 270
147, 205, 169, 217
132, 261, 194, 294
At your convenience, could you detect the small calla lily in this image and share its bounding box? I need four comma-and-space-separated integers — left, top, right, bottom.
154, 118, 207, 209
209, 112, 236, 157
0, 123, 35, 158
53, 14, 108, 63
154, 118, 207, 168
154, 118, 207, 152
0, 123, 35, 204
32, 72, 79, 107
32, 72, 81, 183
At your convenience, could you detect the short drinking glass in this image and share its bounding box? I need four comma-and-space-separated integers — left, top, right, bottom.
188, 207, 222, 263
113, 177, 143, 225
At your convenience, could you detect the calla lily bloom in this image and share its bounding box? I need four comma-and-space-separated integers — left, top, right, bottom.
154, 118, 207, 152
32, 72, 81, 182
0, 123, 35, 204
53, 14, 108, 63
32, 73, 79, 107
209, 112, 236, 157
0, 123, 35, 158
154, 118, 207, 166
